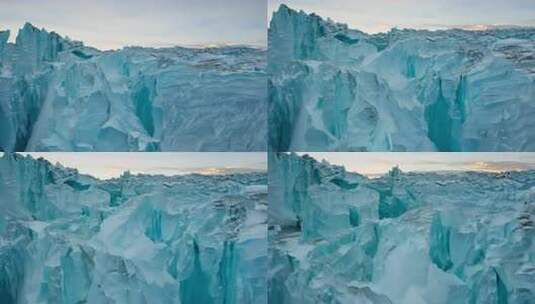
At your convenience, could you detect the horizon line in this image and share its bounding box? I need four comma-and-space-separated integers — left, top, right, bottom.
270, 4, 535, 35
1, 152, 267, 180
2, 22, 267, 51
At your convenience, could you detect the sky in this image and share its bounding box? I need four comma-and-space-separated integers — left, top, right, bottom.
269, 0, 535, 33
300, 153, 535, 177
19, 153, 267, 179
6, 152, 535, 179
0, 0, 267, 50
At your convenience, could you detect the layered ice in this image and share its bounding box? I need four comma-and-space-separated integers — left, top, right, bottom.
269, 152, 535, 303
0, 23, 266, 151
269, 5, 535, 151
0, 153, 267, 303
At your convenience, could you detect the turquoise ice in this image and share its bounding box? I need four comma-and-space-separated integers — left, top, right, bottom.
268, 5, 535, 151
0, 153, 267, 303
0, 23, 266, 152
269, 152, 535, 303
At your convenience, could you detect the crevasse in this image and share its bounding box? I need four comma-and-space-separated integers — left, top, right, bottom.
269, 152, 535, 303
268, 5, 535, 151
0, 23, 267, 151
0, 153, 267, 303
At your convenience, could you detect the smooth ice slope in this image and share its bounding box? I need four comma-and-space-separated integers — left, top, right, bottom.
269, 153, 535, 303
269, 5, 535, 151
0, 153, 267, 303
0, 23, 266, 151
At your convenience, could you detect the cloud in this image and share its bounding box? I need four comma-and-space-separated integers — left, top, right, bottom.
16, 152, 267, 179
183, 167, 266, 175
302, 152, 535, 176
464, 161, 535, 172
272, 0, 535, 33
0, 0, 266, 50
123, 165, 265, 176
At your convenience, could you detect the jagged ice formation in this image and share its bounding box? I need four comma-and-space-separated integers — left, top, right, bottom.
0, 153, 267, 303
269, 5, 535, 151
269, 152, 535, 303
0, 23, 266, 151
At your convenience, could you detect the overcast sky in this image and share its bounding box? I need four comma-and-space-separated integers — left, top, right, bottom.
300, 153, 535, 177
269, 0, 535, 33
19, 153, 266, 179
0, 0, 266, 50
7, 152, 535, 179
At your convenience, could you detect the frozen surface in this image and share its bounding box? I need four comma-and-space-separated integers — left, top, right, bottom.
269, 152, 535, 303
269, 5, 535, 151
0, 23, 266, 152
0, 153, 267, 303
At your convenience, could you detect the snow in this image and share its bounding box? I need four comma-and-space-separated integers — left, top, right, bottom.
269, 5, 535, 151
0, 23, 267, 152
269, 152, 535, 303
0, 153, 267, 303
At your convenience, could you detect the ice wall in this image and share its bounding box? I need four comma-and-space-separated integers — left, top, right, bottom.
269, 5, 535, 151
0, 153, 267, 303
269, 152, 535, 303
0, 24, 267, 152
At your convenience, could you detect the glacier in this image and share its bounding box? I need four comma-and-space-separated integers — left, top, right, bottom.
0, 153, 267, 303
269, 152, 535, 303
0, 23, 266, 152
268, 5, 535, 151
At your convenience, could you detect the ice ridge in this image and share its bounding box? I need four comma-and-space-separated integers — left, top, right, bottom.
269, 152, 535, 303
269, 5, 535, 151
0, 24, 267, 152
0, 153, 267, 303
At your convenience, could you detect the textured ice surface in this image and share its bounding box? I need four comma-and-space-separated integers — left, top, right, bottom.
269, 152, 535, 303
0, 153, 267, 303
269, 5, 535, 151
0, 23, 266, 152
